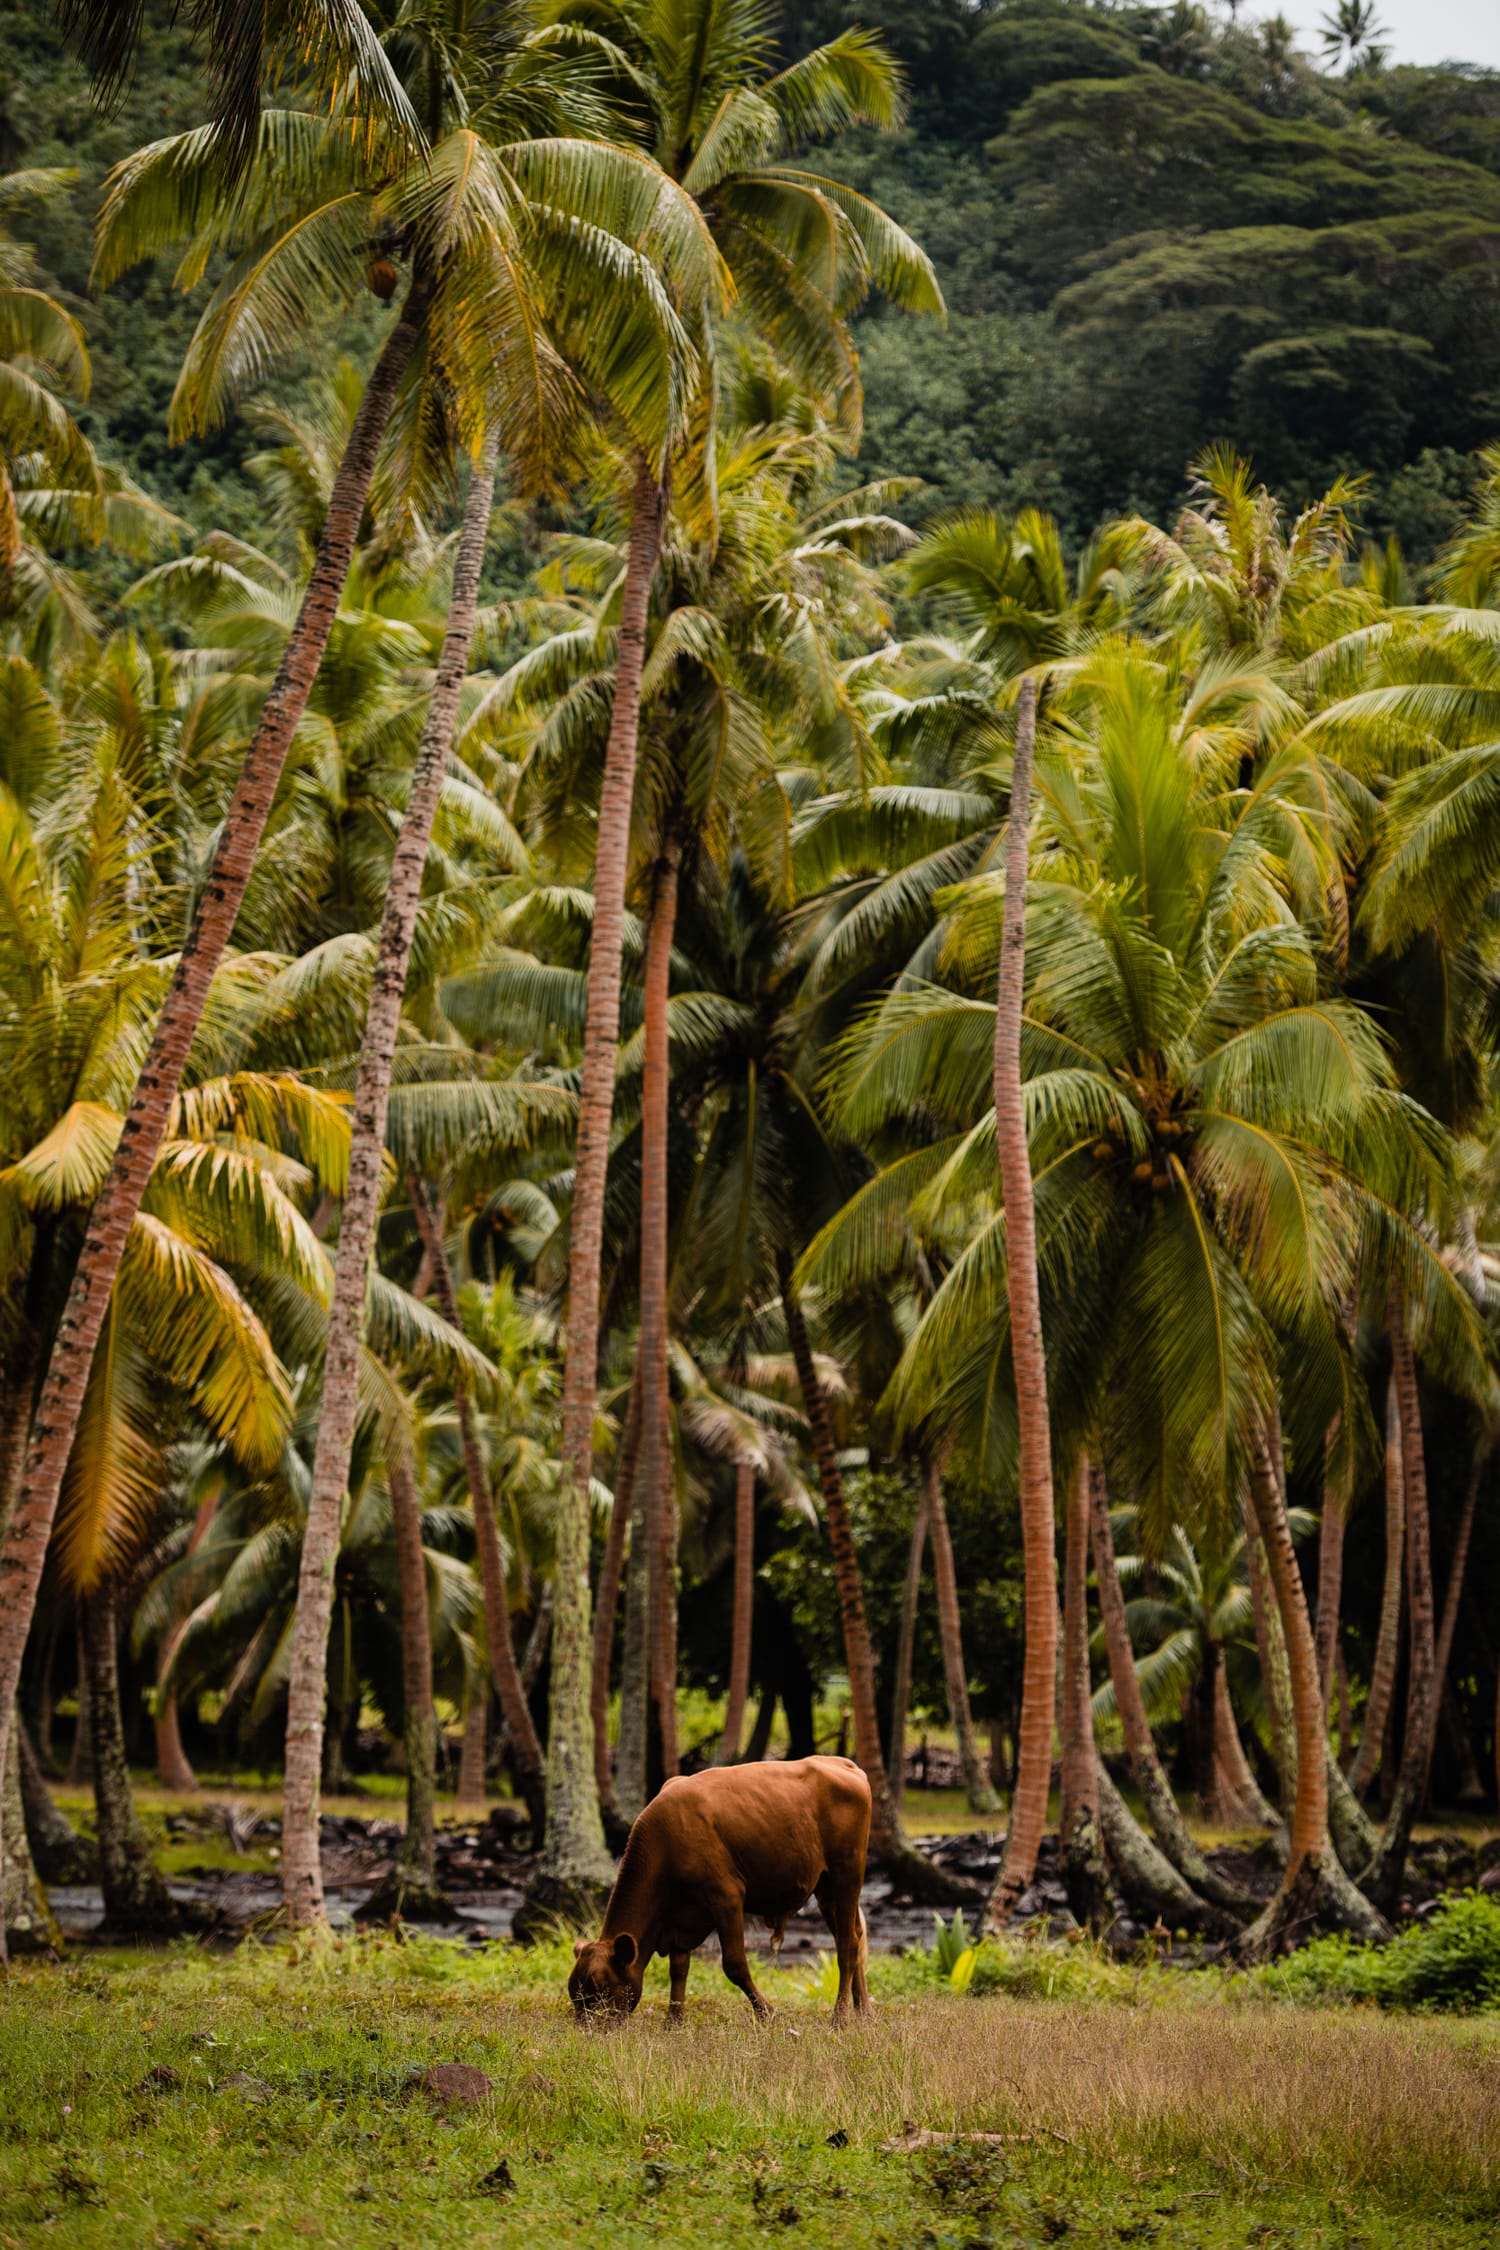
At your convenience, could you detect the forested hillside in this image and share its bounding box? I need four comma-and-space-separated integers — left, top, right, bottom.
2, 0, 1498, 562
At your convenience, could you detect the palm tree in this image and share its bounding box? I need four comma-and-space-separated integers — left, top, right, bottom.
0, 167, 182, 640
0, 44, 713, 1854
1318, 0, 1388, 73
987, 667, 1052, 1926
281, 429, 503, 1928
530, 0, 940, 1902
57, 0, 418, 175
810, 636, 1486, 1945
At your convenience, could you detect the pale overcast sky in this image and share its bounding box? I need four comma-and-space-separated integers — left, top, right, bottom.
1277, 0, 1500, 68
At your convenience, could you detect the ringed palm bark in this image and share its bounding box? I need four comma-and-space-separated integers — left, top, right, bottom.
281, 430, 501, 1927
536, 0, 938, 1895
640, 841, 682, 1787
718, 1456, 757, 1766
887, 1478, 928, 1807
987, 674, 1055, 1928
0, 86, 708, 1905
1361, 1321, 1437, 1911
546, 463, 670, 1901
1238, 1426, 1388, 1956
1347, 1372, 1405, 1797
360, 1450, 447, 1919
1058, 1453, 1107, 1923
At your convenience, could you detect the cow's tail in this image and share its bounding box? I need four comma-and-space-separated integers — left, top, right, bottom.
856, 1906, 868, 1981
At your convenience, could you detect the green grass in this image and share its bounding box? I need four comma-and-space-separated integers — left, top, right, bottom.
2, 1939, 1498, 2249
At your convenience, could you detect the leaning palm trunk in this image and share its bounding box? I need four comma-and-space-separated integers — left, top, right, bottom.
1237, 1427, 1387, 1959
887, 1478, 929, 1808
361, 1454, 447, 1920
281, 428, 499, 1929
591, 1367, 643, 1807
1425, 1456, 1480, 1802
1348, 1371, 1405, 1797
1362, 1326, 1437, 1912
718, 1459, 757, 1766
639, 845, 681, 1783
16, 1713, 92, 1884
0, 277, 435, 1840
1058, 1457, 1107, 1925
778, 1254, 972, 1906
1243, 1487, 1297, 1809
1088, 1467, 1251, 1910
988, 676, 1058, 1930
1213, 1664, 1280, 1832
925, 1456, 1000, 1816
82, 1583, 181, 1936
410, 1176, 547, 1839
538, 461, 667, 1911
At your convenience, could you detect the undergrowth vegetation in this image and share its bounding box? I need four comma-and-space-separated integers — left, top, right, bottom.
2, 1943, 1499, 2249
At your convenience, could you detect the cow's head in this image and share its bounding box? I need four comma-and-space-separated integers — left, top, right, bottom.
568, 1932, 642, 2024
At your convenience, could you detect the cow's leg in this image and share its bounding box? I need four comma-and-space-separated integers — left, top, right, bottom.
711, 1891, 774, 2023
815, 1874, 866, 2027
667, 1951, 691, 2025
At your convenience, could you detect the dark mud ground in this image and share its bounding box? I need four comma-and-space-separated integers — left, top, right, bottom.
49, 1796, 1500, 1957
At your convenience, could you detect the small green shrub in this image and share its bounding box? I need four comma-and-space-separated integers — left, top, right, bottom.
1256, 1892, 1500, 2013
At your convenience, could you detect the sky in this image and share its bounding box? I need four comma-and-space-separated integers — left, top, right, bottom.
1278, 0, 1500, 68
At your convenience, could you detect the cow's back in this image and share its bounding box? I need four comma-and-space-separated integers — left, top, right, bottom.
639, 1756, 870, 1920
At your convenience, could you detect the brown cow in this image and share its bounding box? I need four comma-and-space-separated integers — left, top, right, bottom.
568, 1755, 871, 2027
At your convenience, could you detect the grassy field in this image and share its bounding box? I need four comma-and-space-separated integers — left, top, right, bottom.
2, 1937, 1497, 2249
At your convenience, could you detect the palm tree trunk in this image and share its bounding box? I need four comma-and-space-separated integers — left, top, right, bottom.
1088, 1466, 1251, 1908
281, 426, 499, 1930
614, 1418, 653, 1824
1211, 1662, 1281, 1833
81, 1582, 180, 1936
0, 275, 436, 1825
16, 1710, 92, 1884
887, 1479, 929, 1808
457, 1685, 488, 1809
409, 1175, 546, 1841
154, 1677, 197, 1795
3, 1715, 59, 1959
1315, 1452, 1345, 1712
1243, 1488, 1297, 1809
776, 1261, 973, 1904
592, 1367, 643, 1805
1237, 1426, 1387, 1959
925, 1455, 1000, 1816
777, 1258, 894, 1826
1348, 1370, 1404, 1797
540, 459, 667, 1908
65, 1614, 92, 1789
639, 844, 680, 1783
1058, 1455, 1107, 1924
1362, 1325, 1437, 1912
718, 1459, 757, 1767
357, 1452, 447, 1920
988, 676, 1057, 1931
1424, 1456, 1481, 1801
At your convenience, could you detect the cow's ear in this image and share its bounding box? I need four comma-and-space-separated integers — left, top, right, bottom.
573, 1937, 589, 1958
612, 1933, 638, 1970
